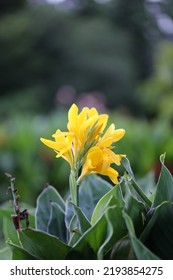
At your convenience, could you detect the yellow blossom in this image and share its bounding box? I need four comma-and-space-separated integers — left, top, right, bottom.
80, 146, 120, 184
40, 129, 74, 168
67, 104, 108, 158
79, 123, 126, 184
40, 103, 125, 185
98, 124, 125, 149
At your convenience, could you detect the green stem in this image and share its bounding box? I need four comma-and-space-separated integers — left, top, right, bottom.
69, 170, 78, 206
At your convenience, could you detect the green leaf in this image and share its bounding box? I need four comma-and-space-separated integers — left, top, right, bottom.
78, 174, 112, 221
9, 243, 38, 260
98, 206, 127, 259
110, 236, 135, 260
70, 203, 91, 233
122, 157, 135, 180
67, 214, 107, 259
18, 228, 70, 260
140, 202, 173, 259
122, 157, 152, 207
124, 186, 145, 236
36, 185, 65, 232
0, 205, 35, 247
66, 204, 91, 247
65, 174, 112, 235
91, 185, 124, 225
67, 206, 127, 260
152, 154, 173, 207
0, 246, 11, 260
47, 202, 67, 243
137, 171, 156, 201
123, 211, 159, 260
3, 216, 21, 246
68, 214, 81, 246
0, 207, 20, 246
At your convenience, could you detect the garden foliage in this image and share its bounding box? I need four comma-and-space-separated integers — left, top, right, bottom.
0, 154, 173, 260
0, 104, 173, 260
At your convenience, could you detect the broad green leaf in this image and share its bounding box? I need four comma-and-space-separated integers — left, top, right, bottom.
0, 207, 20, 246
0, 246, 11, 260
91, 185, 124, 225
18, 228, 70, 260
124, 186, 145, 236
47, 202, 67, 243
0, 205, 35, 247
110, 236, 135, 260
35, 185, 65, 232
9, 243, 38, 260
67, 206, 126, 260
98, 206, 127, 259
67, 215, 107, 259
152, 154, 173, 207
78, 174, 112, 221
140, 202, 173, 259
123, 211, 159, 260
137, 171, 156, 201
3, 217, 21, 246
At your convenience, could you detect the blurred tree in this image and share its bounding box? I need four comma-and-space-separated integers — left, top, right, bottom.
139, 41, 173, 122
0, 0, 165, 116
0, 0, 26, 15
160, 0, 173, 19
107, 0, 155, 80
0, 6, 71, 114
0, 3, 137, 114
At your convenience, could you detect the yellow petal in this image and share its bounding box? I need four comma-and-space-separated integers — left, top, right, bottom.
40, 138, 59, 150
113, 129, 125, 142
105, 167, 119, 184
67, 103, 78, 131
97, 114, 108, 132
104, 148, 123, 166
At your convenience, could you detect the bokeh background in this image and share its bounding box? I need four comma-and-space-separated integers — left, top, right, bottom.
1, 0, 173, 219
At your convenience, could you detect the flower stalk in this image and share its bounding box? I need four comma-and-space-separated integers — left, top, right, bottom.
69, 170, 79, 206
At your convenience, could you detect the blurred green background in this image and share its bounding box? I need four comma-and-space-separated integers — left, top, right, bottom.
1, 0, 173, 209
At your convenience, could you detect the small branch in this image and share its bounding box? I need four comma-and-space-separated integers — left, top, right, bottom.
5, 173, 29, 230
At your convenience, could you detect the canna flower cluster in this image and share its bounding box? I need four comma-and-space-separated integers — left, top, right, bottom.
40, 104, 125, 185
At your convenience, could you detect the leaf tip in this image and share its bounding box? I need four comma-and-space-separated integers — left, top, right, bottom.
160, 153, 166, 164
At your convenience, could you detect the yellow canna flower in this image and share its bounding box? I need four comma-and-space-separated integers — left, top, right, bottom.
40, 104, 126, 206
97, 123, 126, 166
40, 103, 125, 185
79, 123, 126, 184
80, 146, 120, 184
40, 129, 74, 168
67, 104, 108, 159
97, 123, 125, 149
